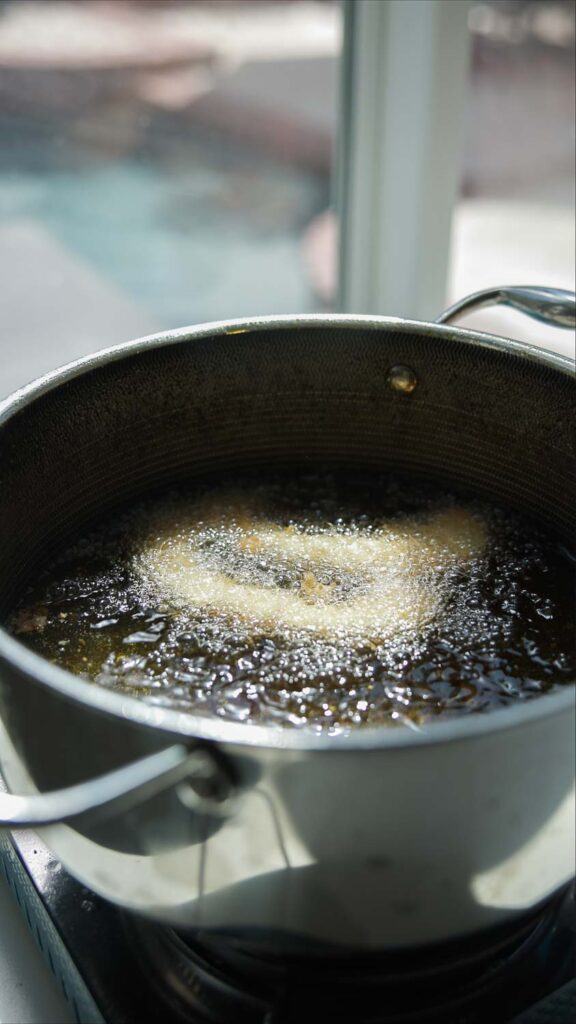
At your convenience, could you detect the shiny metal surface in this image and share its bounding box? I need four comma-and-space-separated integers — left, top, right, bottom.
437, 285, 576, 330
0, 745, 237, 827
0, 290, 574, 949
4, 825, 575, 1024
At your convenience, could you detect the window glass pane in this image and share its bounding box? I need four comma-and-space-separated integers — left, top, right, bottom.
0, 0, 341, 393
450, 0, 575, 355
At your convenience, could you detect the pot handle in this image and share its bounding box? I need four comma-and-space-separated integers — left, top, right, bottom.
0, 744, 234, 828
436, 285, 576, 329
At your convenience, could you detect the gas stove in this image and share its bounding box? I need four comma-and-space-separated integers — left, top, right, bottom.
0, 829, 574, 1024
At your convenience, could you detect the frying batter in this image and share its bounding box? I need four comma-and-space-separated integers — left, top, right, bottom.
135, 495, 487, 640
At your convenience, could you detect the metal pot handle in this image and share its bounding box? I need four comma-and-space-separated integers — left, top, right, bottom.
436, 285, 576, 329
0, 744, 234, 828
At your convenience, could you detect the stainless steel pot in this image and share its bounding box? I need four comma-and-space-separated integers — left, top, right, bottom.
0, 285, 574, 951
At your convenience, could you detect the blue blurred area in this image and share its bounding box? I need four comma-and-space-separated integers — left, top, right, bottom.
0, 113, 328, 327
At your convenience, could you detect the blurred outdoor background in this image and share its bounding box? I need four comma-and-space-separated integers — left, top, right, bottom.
0, 0, 574, 396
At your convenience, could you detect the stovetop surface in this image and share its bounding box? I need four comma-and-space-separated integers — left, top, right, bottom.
1, 828, 575, 1024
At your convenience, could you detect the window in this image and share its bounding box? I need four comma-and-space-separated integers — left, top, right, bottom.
0, 0, 341, 395
0, 0, 573, 400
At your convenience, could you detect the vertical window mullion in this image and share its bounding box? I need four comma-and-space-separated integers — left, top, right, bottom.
337, 0, 471, 321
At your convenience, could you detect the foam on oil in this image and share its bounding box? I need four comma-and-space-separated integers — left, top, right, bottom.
8, 471, 575, 732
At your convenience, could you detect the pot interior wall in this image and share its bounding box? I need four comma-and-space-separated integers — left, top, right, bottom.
0, 323, 573, 616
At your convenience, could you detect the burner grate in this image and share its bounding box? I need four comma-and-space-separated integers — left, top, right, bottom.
127, 889, 576, 1024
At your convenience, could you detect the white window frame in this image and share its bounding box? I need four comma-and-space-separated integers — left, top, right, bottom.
337, 0, 471, 320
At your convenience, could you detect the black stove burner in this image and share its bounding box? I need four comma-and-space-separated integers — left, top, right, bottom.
128, 896, 576, 1024
1, 829, 575, 1024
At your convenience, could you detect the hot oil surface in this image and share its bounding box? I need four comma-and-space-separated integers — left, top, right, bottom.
9, 472, 575, 732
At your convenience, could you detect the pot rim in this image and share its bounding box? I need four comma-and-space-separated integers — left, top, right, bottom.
0, 313, 574, 753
